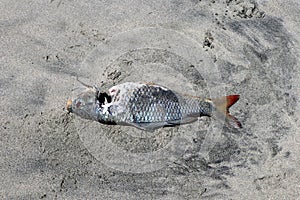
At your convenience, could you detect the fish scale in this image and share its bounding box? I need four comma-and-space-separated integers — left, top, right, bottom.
110, 84, 211, 124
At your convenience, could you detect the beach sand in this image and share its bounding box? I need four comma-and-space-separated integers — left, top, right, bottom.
1, 0, 299, 199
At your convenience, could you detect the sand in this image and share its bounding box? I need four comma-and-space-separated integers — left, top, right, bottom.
1, 0, 299, 199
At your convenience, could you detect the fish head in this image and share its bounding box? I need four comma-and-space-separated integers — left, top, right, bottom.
66, 86, 102, 121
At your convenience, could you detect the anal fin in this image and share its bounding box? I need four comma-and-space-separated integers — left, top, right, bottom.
166, 117, 198, 126
121, 121, 168, 132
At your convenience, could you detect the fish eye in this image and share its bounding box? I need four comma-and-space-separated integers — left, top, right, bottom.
76, 100, 82, 108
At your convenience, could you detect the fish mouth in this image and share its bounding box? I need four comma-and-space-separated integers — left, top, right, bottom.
66, 99, 73, 112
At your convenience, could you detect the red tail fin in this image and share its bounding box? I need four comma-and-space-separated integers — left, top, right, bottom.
212, 95, 242, 128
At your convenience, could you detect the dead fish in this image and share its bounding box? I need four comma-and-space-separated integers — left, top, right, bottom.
66, 82, 241, 131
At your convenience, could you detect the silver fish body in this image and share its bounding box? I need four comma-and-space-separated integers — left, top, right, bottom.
66, 82, 241, 130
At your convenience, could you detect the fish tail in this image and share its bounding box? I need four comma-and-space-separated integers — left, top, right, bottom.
211, 95, 242, 128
